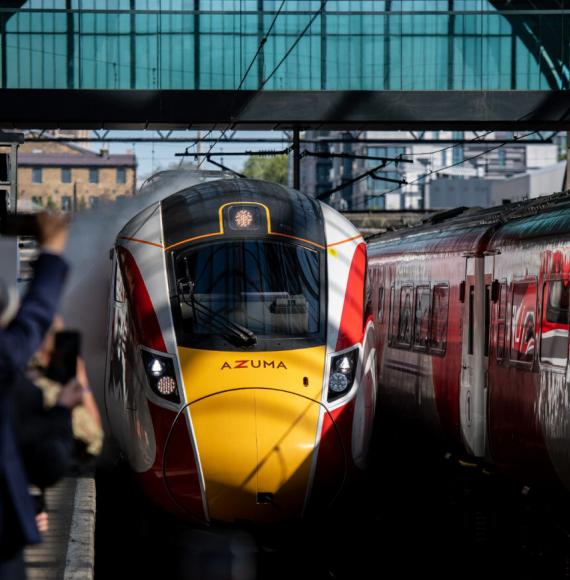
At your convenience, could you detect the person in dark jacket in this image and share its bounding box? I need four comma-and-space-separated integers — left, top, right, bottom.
0, 213, 69, 579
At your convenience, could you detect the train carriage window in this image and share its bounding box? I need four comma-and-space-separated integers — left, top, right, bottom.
397, 285, 413, 347
389, 285, 397, 345
430, 284, 449, 354
378, 287, 384, 323
485, 284, 491, 357
496, 282, 507, 360
540, 280, 569, 367
468, 285, 475, 355
510, 280, 537, 365
413, 286, 431, 351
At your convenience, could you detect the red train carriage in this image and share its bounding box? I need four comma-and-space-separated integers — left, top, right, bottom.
368, 193, 570, 490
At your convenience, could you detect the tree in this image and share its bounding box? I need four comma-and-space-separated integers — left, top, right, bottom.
46, 195, 57, 210
242, 154, 288, 185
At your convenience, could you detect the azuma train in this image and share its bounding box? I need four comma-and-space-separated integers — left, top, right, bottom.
368, 192, 570, 491
104, 178, 377, 524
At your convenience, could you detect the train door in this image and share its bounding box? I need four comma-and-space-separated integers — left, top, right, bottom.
540, 274, 570, 432
460, 255, 493, 457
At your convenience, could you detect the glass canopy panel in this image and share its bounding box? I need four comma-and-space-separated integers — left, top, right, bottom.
0, 0, 567, 90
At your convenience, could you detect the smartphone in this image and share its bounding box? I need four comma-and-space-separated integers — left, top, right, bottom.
30, 490, 46, 515
45, 331, 81, 384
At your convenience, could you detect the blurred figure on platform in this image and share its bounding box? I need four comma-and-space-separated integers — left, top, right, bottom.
30, 319, 103, 465
14, 357, 86, 536
0, 213, 69, 580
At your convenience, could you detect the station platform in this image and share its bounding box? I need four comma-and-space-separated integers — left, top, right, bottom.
24, 476, 95, 580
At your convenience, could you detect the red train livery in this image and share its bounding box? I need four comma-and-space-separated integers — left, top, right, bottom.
368, 193, 570, 489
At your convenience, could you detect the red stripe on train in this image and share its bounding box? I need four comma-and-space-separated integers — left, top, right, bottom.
336, 243, 367, 351
118, 246, 167, 353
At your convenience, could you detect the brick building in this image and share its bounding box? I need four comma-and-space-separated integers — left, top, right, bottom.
18, 140, 137, 211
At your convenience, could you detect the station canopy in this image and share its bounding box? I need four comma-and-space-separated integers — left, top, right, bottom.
1, 1, 570, 129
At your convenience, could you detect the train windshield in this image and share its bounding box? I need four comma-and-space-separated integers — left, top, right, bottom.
170, 240, 324, 350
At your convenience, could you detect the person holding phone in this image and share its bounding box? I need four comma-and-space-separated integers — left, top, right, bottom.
14, 355, 85, 538
32, 323, 103, 461
0, 213, 69, 580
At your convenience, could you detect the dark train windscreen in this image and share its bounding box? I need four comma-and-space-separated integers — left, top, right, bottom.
170, 240, 325, 351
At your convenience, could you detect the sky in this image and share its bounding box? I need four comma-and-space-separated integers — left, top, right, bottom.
97, 129, 290, 184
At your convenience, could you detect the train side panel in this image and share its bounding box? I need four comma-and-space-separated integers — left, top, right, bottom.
369, 251, 464, 448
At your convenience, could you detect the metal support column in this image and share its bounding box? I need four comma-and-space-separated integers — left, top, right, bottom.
194, 0, 200, 89
10, 142, 18, 213
257, 0, 264, 89
130, 0, 136, 88
0, 11, 6, 89
320, 2, 326, 90
293, 129, 301, 190
66, 0, 74, 89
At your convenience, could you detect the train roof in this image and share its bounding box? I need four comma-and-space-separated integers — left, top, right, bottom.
160, 178, 326, 250
367, 191, 570, 257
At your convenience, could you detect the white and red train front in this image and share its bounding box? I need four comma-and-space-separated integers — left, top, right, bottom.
104, 179, 376, 524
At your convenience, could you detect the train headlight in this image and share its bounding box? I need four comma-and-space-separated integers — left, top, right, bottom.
330, 372, 349, 393
149, 358, 165, 377
157, 376, 177, 396
140, 349, 180, 404
328, 348, 358, 402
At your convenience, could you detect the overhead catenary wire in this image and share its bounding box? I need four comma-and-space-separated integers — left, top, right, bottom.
204, 155, 247, 178
259, 0, 328, 90
366, 130, 540, 203
175, 148, 292, 157
316, 159, 408, 201
197, 0, 327, 170
302, 150, 414, 163
196, 1, 289, 169
400, 129, 496, 158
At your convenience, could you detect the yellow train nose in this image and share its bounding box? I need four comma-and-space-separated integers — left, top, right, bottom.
190, 388, 321, 523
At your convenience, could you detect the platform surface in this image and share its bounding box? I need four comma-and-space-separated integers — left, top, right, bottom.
24, 477, 95, 580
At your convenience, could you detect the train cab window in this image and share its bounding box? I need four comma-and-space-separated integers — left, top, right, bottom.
413, 286, 431, 351
377, 287, 384, 323
496, 282, 507, 360
171, 240, 324, 351
510, 280, 537, 365
397, 285, 413, 347
540, 280, 570, 367
430, 284, 449, 354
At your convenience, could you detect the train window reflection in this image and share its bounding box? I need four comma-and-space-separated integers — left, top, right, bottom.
171, 240, 322, 348
430, 284, 449, 354
496, 282, 507, 360
397, 286, 413, 346
510, 280, 537, 365
540, 280, 569, 367
389, 285, 396, 345
413, 286, 431, 351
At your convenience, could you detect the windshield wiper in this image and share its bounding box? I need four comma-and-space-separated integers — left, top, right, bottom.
177, 278, 257, 347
